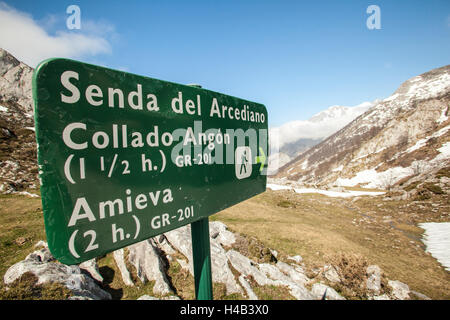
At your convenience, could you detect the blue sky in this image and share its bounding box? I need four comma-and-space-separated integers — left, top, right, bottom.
1, 0, 449, 126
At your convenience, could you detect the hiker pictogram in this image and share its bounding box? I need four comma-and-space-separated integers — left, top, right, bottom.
235, 147, 252, 179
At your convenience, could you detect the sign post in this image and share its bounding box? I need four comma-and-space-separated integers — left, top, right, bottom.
191, 218, 213, 300
186, 84, 213, 300
32, 58, 268, 299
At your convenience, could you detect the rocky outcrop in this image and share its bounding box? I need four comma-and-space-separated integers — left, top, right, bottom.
3, 243, 111, 300
0, 48, 37, 194
127, 239, 171, 295
0, 48, 33, 114
311, 283, 345, 300
366, 265, 382, 295
388, 280, 410, 300
3, 221, 430, 300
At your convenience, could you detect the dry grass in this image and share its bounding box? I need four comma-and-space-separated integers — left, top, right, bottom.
213, 189, 450, 299
0, 193, 45, 278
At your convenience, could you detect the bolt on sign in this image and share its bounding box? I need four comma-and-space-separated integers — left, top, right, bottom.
33, 58, 268, 265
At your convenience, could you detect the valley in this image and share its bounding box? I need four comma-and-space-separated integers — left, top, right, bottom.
0, 47, 449, 300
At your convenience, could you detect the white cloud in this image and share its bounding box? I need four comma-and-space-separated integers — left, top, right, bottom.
0, 2, 113, 67
269, 102, 373, 151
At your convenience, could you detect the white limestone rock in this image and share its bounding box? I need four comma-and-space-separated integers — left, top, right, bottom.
127, 239, 171, 295
311, 283, 345, 300
323, 265, 341, 283
259, 263, 315, 300
137, 295, 181, 300
287, 255, 303, 264
276, 261, 310, 286
388, 280, 410, 300
3, 246, 111, 300
226, 250, 274, 287
239, 275, 258, 300
209, 221, 236, 247
366, 265, 382, 295
112, 248, 134, 286
79, 258, 103, 283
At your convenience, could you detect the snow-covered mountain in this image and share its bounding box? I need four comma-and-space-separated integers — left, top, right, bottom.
275, 65, 450, 192
268, 102, 374, 174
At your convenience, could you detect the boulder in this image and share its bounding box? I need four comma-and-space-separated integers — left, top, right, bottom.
3, 245, 111, 300
79, 258, 103, 283
287, 255, 303, 264
259, 263, 315, 300
371, 294, 391, 300
323, 265, 341, 283
127, 239, 172, 295
366, 265, 382, 295
164, 225, 193, 271
137, 295, 180, 300
209, 221, 236, 247
409, 290, 431, 300
239, 275, 258, 300
388, 280, 410, 300
112, 249, 134, 286
276, 261, 310, 286
209, 239, 243, 295
311, 283, 345, 300
226, 250, 274, 287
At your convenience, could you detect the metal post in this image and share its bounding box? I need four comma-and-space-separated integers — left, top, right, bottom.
191, 217, 213, 300
186, 83, 213, 300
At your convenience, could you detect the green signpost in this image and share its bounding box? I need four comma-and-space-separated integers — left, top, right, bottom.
32, 58, 268, 299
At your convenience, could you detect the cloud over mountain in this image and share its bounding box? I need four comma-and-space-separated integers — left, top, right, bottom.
269, 102, 374, 152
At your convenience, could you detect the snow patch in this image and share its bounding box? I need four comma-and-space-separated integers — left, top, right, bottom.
404, 124, 450, 154
335, 167, 414, 189
406, 73, 450, 101
437, 142, 450, 157
14, 191, 39, 198
300, 160, 308, 170
267, 184, 384, 198
419, 222, 450, 272
437, 106, 448, 124
383, 93, 399, 102
332, 165, 343, 172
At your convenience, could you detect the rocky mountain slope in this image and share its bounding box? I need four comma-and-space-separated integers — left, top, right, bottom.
275, 65, 450, 194
268, 102, 373, 174
0, 48, 37, 193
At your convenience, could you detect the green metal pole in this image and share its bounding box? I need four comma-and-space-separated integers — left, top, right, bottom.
191, 217, 213, 300
186, 83, 213, 300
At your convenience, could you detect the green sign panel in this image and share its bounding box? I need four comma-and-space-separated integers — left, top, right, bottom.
33, 58, 268, 265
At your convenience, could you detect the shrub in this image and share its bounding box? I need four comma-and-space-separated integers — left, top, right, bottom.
414, 189, 431, 201
329, 253, 369, 299
404, 181, 421, 192
436, 167, 450, 179
277, 200, 295, 208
